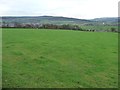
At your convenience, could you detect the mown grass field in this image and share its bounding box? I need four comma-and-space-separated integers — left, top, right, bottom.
2, 28, 118, 88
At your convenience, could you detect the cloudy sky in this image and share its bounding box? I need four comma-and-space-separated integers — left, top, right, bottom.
0, 0, 119, 19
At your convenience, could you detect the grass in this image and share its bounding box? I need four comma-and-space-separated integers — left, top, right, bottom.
2, 28, 118, 88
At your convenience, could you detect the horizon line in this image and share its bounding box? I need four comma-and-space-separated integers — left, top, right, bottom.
0, 15, 118, 20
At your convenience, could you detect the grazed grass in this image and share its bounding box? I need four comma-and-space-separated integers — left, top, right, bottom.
2, 28, 118, 88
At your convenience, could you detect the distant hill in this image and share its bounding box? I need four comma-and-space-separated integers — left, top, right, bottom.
0, 16, 118, 25
92, 17, 118, 22
1, 16, 92, 25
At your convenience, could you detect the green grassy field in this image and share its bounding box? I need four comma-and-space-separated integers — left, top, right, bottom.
2, 28, 118, 88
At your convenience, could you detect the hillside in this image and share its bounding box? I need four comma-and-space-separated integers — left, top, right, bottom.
92, 17, 118, 22
1, 16, 118, 24
0, 16, 118, 31
1, 16, 118, 26
1, 16, 93, 25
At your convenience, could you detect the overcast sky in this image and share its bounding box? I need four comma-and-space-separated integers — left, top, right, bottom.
0, 0, 119, 19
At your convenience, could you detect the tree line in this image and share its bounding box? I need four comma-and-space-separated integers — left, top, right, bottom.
0, 22, 118, 32
1, 22, 83, 31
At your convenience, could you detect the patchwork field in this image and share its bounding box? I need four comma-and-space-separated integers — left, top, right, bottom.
2, 28, 118, 88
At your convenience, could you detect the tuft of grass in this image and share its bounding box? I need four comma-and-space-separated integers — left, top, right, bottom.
2, 28, 118, 88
